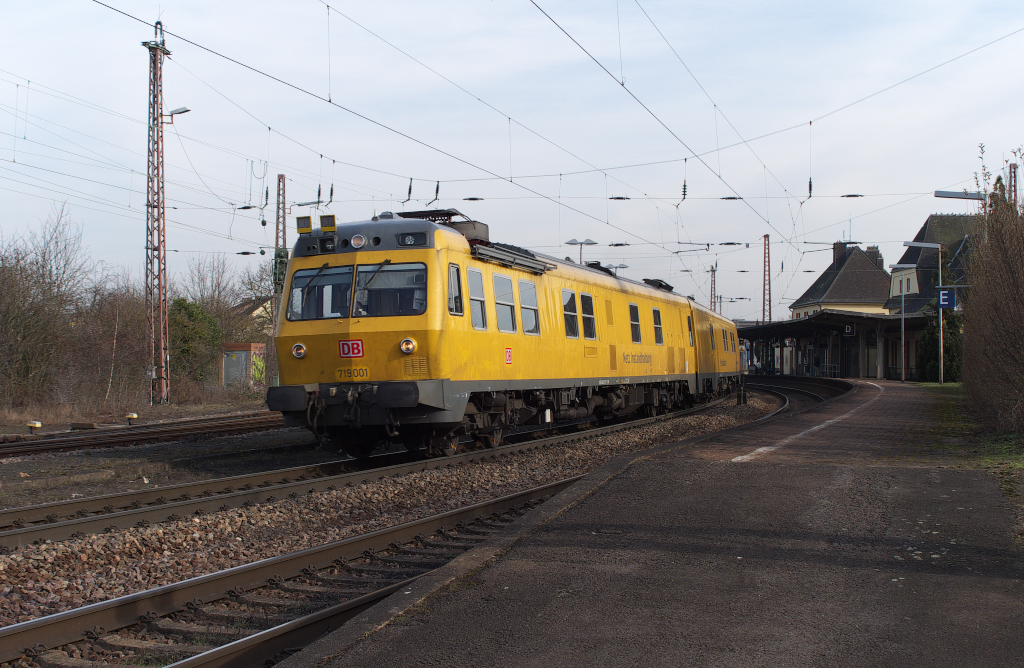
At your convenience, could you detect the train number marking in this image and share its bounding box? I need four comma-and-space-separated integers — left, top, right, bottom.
336, 367, 370, 381
338, 340, 364, 358
505, 348, 513, 365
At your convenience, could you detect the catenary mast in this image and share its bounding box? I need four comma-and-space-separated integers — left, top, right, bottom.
143, 22, 170, 404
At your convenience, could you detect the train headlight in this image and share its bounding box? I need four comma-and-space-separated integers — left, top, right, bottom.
399, 338, 417, 354
292, 343, 307, 359
351, 234, 367, 249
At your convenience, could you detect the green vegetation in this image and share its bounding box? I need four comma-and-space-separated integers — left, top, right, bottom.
916, 313, 962, 383
169, 298, 223, 382
924, 383, 1023, 467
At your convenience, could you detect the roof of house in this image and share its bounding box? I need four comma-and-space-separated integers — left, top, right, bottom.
233, 296, 273, 318
884, 214, 976, 313
790, 244, 891, 310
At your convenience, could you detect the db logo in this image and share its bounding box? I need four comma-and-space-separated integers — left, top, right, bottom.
505, 348, 512, 365
338, 340, 364, 358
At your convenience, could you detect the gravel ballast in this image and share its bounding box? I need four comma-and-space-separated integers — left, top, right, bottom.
0, 395, 776, 627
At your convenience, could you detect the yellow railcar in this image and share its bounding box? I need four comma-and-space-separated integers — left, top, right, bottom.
269, 210, 740, 457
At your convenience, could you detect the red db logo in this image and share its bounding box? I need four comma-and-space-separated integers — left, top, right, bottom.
338, 340, 364, 358
505, 348, 512, 365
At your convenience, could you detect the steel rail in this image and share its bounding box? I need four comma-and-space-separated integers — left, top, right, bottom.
1, 397, 729, 548
0, 413, 286, 458
0, 478, 577, 664
747, 386, 791, 418
746, 383, 823, 405
0, 459, 349, 533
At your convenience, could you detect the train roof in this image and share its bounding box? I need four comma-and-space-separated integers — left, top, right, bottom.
291, 209, 733, 326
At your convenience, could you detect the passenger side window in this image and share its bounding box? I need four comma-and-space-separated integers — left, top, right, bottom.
562, 290, 579, 338
468, 268, 487, 330
448, 264, 463, 316
493, 274, 517, 333
710, 324, 716, 350
687, 315, 695, 347
581, 293, 597, 340
629, 303, 641, 344
519, 280, 540, 335
653, 309, 663, 345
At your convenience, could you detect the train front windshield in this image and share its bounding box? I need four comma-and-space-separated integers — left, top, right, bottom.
353, 262, 427, 317
286, 262, 427, 321
287, 266, 353, 321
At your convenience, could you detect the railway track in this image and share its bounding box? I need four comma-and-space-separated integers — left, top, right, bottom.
0, 384, 813, 667
0, 397, 734, 549
0, 478, 575, 668
0, 412, 286, 458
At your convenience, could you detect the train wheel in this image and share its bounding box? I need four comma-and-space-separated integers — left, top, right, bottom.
479, 429, 503, 449
428, 435, 459, 457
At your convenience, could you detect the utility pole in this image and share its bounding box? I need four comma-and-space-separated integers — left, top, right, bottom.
272, 176, 289, 324
709, 265, 716, 311
1009, 163, 1018, 209
762, 234, 771, 322
275, 174, 287, 253
144, 23, 170, 405
271, 174, 288, 386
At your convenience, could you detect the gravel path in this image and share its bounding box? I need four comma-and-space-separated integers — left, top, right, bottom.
0, 395, 775, 626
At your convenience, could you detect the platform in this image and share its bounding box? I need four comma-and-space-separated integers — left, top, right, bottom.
280, 381, 1024, 668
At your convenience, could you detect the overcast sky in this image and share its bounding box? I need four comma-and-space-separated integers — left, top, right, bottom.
1, 0, 1021, 319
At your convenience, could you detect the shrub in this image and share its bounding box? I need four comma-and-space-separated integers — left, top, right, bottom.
962, 150, 1024, 430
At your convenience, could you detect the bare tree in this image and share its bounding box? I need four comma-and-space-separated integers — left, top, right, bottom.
962, 147, 1024, 430
0, 205, 95, 407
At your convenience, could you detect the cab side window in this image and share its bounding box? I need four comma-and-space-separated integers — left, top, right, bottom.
562, 290, 579, 338
729, 330, 736, 352
448, 264, 463, 315
722, 327, 728, 351
710, 324, 716, 350
653, 309, 664, 345
519, 280, 541, 335
687, 315, 695, 347
629, 304, 641, 343
467, 268, 487, 330
581, 293, 597, 340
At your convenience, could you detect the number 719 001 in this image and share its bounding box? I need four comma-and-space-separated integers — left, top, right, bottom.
336, 367, 370, 381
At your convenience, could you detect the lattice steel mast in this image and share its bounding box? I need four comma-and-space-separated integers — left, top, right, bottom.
143, 23, 171, 405
708, 265, 716, 311
271, 174, 289, 333
1009, 163, 1018, 209
762, 234, 771, 323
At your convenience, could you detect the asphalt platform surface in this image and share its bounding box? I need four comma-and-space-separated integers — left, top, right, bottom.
281, 381, 1024, 668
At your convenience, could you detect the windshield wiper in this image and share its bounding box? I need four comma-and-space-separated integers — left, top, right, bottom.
301, 263, 331, 297
361, 259, 392, 290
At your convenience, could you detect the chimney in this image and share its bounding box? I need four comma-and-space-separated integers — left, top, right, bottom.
865, 245, 884, 269
833, 242, 848, 268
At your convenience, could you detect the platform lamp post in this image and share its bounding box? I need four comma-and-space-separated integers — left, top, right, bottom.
565, 238, 597, 264
890, 263, 916, 381
904, 241, 945, 384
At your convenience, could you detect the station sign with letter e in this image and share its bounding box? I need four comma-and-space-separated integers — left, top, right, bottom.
937, 289, 956, 309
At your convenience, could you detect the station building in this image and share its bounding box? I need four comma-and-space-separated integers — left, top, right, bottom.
738, 214, 974, 380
